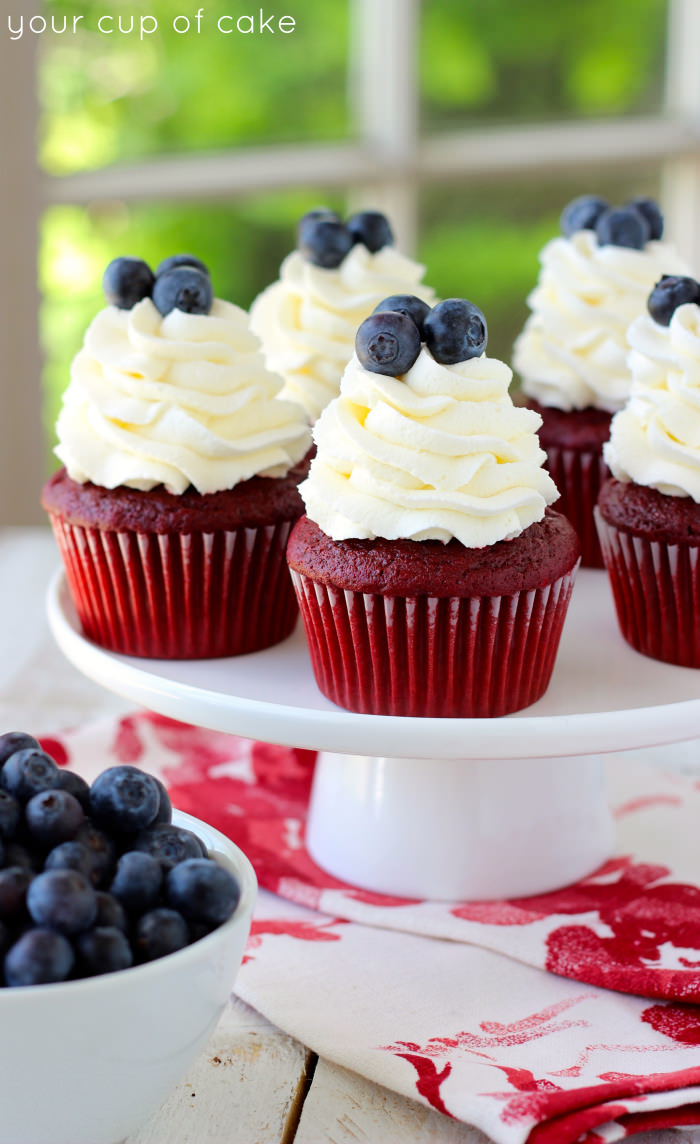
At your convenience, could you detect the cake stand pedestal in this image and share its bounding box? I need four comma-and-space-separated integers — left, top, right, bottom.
48, 569, 700, 901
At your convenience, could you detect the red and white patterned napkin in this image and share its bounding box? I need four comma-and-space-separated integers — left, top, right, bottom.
40, 712, 700, 1144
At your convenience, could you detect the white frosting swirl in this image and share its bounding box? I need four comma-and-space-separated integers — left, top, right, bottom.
604, 304, 700, 500
55, 297, 311, 495
249, 243, 437, 422
513, 230, 691, 412
300, 347, 559, 548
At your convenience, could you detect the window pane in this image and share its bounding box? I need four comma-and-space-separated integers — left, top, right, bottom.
419, 0, 669, 134
40, 0, 350, 176
417, 168, 666, 371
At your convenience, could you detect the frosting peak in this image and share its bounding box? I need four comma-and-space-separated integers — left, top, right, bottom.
55, 297, 311, 495
300, 346, 559, 548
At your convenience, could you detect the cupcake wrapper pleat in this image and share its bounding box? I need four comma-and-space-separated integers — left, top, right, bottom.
543, 443, 610, 569
289, 568, 578, 717
595, 509, 700, 667
49, 515, 298, 659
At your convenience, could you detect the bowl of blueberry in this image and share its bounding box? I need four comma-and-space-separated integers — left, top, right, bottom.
0, 731, 257, 1144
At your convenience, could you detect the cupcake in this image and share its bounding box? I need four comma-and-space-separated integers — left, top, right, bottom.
42, 254, 311, 659
596, 274, 700, 666
513, 194, 691, 567
249, 208, 436, 423
287, 295, 581, 718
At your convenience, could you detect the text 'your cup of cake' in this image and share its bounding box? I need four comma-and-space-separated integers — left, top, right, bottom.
42, 255, 311, 659
513, 194, 691, 567
287, 295, 581, 718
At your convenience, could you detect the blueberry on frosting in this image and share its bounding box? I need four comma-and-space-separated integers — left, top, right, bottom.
647, 274, 700, 326
628, 197, 664, 241
152, 266, 213, 317
103, 257, 155, 310
356, 311, 421, 376
296, 207, 394, 267
595, 205, 650, 250
372, 294, 432, 337
156, 254, 210, 278
347, 211, 394, 253
424, 299, 487, 365
560, 195, 609, 238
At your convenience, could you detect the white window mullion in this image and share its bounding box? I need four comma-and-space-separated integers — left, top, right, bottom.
348, 0, 421, 254
662, 0, 700, 268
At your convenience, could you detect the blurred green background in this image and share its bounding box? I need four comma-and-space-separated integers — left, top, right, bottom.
41, 0, 668, 446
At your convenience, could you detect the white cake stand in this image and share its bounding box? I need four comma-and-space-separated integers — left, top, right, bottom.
47, 568, 700, 901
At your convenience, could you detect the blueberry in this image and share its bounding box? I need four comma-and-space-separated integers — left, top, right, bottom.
297, 217, 354, 269
167, 858, 241, 927
27, 869, 98, 936
423, 299, 488, 364
560, 195, 609, 237
297, 207, 340, 237
153, 777, 173, 825
74, 820, 117, 886
135, 908, 189, 962
372, 294, 432, 337
76, 926, 133, 977
54, 770, 91, 813
356, 312, 422, 376
131, 823, 205, 871
26, 790, 85, 850
647, 275, 700, 326
0, 790, 21, 839
155, 254, 210, 278
628, 196, 664, 241
103, 257, 155, 310
0, 732, 39, 767
4, 929, 74, 987
89, 766, 161, 835
595, 206, 650, 250
347, 210, 394, 253
3, 842, 40, 873
94, 891, 128, 933
0, 867, 32, 921
0, 749, 60, 804
152, 266, 213, 317
44, 840, 98, 884
110, 851, 162, 914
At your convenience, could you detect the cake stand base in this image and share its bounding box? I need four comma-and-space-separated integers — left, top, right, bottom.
306, 752, 615, 901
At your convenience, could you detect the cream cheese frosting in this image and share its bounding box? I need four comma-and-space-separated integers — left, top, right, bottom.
299, 346, 559, 548
513, 230, 691, 413
604, 303, 700, 500
249, 243, 437, 422
55, 297, 311, 495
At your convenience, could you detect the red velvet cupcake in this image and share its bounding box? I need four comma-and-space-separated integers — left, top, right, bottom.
42, 255, 310, 659
513, 193, 691, 568
287, 298, 580, 718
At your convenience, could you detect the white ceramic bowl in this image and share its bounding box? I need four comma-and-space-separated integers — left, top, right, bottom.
0, 809, 257, 1144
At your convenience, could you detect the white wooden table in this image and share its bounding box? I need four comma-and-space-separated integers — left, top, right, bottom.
2, 525, 694, 1144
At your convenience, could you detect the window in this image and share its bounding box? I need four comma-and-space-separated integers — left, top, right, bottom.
3, 0, 699, 525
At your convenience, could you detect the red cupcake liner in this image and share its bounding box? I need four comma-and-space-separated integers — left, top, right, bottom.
543, 443, 610, 569
48, 515, 298, 659
595, 510, 700, 667
290, 567, 578, 717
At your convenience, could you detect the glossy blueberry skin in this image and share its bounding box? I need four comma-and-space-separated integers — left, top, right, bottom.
595, 206, 650, 250
94, 891, 128, 933
25, 789, 85, 850
54, 770, 91, 813
298, 217, 354, 269
110, 851, 163, 914
103, 257, 155, 310
89, 765, 161, 835
131, 823, 206, 871
423, 299, 488, 364
647, 275, 700, 326
629, 196, 664, 241
152, 266, 213, 317
155, 253, 210, 278
372, 294, 432, 338
0, 790, 21, 839
76, 926, 134, 977
0, 867, 32, 921
560, 195, 609, 237
135, 907, 189, 962
0, 732, 40, 768
44, 840, 98, 884
167, 858, 241, 927
74, 819, 117, 886
26, 869, 98, 936
347, 210, 394, 253
0, 749, 60, 804
4, 928, 75, 987
355, 311, 422, 376
297, 207, 340, 236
